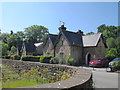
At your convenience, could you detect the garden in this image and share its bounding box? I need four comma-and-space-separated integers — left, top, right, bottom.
2, 64, 70, 88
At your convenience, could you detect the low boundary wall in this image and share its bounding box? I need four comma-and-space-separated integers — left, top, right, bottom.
2, 59, 92, 89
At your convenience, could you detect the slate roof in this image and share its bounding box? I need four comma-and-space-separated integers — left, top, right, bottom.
43, 30, 106, 48
56, 30, 83, 46
82, 33, 102, 47
43, 34, 58, 48
49, 34, 58, 45
24, 42, 36, 52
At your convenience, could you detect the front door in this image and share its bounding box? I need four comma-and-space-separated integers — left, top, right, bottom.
87, 54, 91, 65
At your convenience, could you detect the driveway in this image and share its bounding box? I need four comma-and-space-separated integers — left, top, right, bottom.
80, 67, 119, 88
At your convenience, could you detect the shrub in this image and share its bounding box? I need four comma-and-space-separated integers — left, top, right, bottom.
21, 55, 40, 62
40, 55, 54, 63
10, 55, 14, 60
66, 56, 76, 66
4, 55, 10, 59
14, 54, 20, 60
50, 57, 59, 64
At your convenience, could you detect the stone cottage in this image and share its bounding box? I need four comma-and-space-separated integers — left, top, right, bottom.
43, 25, 107, 65
21, 42, 36, 56
43, 34, 57, 55
34, 42, 43, 55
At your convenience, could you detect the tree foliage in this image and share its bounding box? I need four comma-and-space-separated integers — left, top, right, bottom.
10, 46, 17, 54
97, 24, 120, 61
24, 25, 48, 43
86, 32, 94, 35
7, 31, 25, 49
1, 25, 48, 56
2, 42, 9, 56
0, 33, 10, 43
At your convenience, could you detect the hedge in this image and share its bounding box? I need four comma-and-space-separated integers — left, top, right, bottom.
40, 55, 54, 63
20, 55, 54, 63
2, 55, 10, 59
66, 56, 76, 66
21, 55, 40, 62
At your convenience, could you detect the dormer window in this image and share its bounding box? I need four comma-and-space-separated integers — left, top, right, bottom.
60, 37, 64, 46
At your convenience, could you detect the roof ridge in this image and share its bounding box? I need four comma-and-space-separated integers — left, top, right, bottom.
62, 30, 81, 35
49, 33, 58, 36
82, 32, 102, 36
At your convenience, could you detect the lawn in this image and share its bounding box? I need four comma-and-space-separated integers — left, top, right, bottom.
2, 65, 50, 88
2, 65, 70, 88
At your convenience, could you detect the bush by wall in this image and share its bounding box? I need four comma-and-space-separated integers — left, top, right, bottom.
21, 55, 40, 62
40, 55, 53, 63
50, 57, 59, 64
10, 55, 14, 60
3, 55, 11, 59
66, 56, 76, 66
13, 54, 20, 60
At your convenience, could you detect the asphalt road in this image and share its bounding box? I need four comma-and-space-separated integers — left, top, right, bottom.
81, 67, 119, 88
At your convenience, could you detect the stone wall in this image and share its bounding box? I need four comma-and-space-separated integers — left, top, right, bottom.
70, 46, 83, 65
43, 39, 54, 55
55, 35, 71, 59
2, 59, 92, 89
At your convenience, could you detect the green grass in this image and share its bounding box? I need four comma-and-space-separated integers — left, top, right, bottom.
2, 78, 49, 88
2, 65, 50, 89
2, 64, 70, 89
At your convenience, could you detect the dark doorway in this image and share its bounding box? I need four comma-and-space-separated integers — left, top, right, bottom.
87, 54, 91, 65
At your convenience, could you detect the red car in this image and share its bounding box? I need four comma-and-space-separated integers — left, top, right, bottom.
89, 57, 109, 67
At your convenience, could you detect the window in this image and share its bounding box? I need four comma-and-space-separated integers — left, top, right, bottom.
60, 52, 64, 57
60, 37, 64, 46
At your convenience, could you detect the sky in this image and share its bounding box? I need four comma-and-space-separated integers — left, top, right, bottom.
0, 2, 118, 34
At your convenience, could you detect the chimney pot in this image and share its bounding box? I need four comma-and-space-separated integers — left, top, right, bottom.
58, 25, 66, 31
61, 25, 64, 27
77, 30, 84, 35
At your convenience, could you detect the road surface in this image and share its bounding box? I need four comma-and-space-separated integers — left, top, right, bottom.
80, 67, 119, 88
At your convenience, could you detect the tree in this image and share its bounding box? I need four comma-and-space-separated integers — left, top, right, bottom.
7, 34, 17, 49
97, 24, 117, 39
10, 46, 16, 54
106, 37, 116, 48
86, 32, 94, 35
105, 48, 118, 61
97, 24, 106, 33
0, 33, 10, 43
7, 31, 25, 49
24, 25, 48, 43
15, 31, 25, 44
2, 42, 9, 56
116, 36, 120, 49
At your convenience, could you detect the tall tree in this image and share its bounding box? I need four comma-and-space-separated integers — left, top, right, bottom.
97, 24, 106, 33
0, 33, 10, 43
7, 31, 25, 49
2, 42, 9, 56
10, 46, 17, 54
106, 38, 116, 48
86, 32, 94, 35
24, 25, 48, 43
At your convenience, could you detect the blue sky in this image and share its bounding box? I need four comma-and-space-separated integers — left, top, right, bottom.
1, 2, 118, 34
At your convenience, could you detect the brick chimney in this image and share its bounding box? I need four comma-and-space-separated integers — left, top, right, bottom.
77, 30, 84, 35
58, 25, 66, 31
